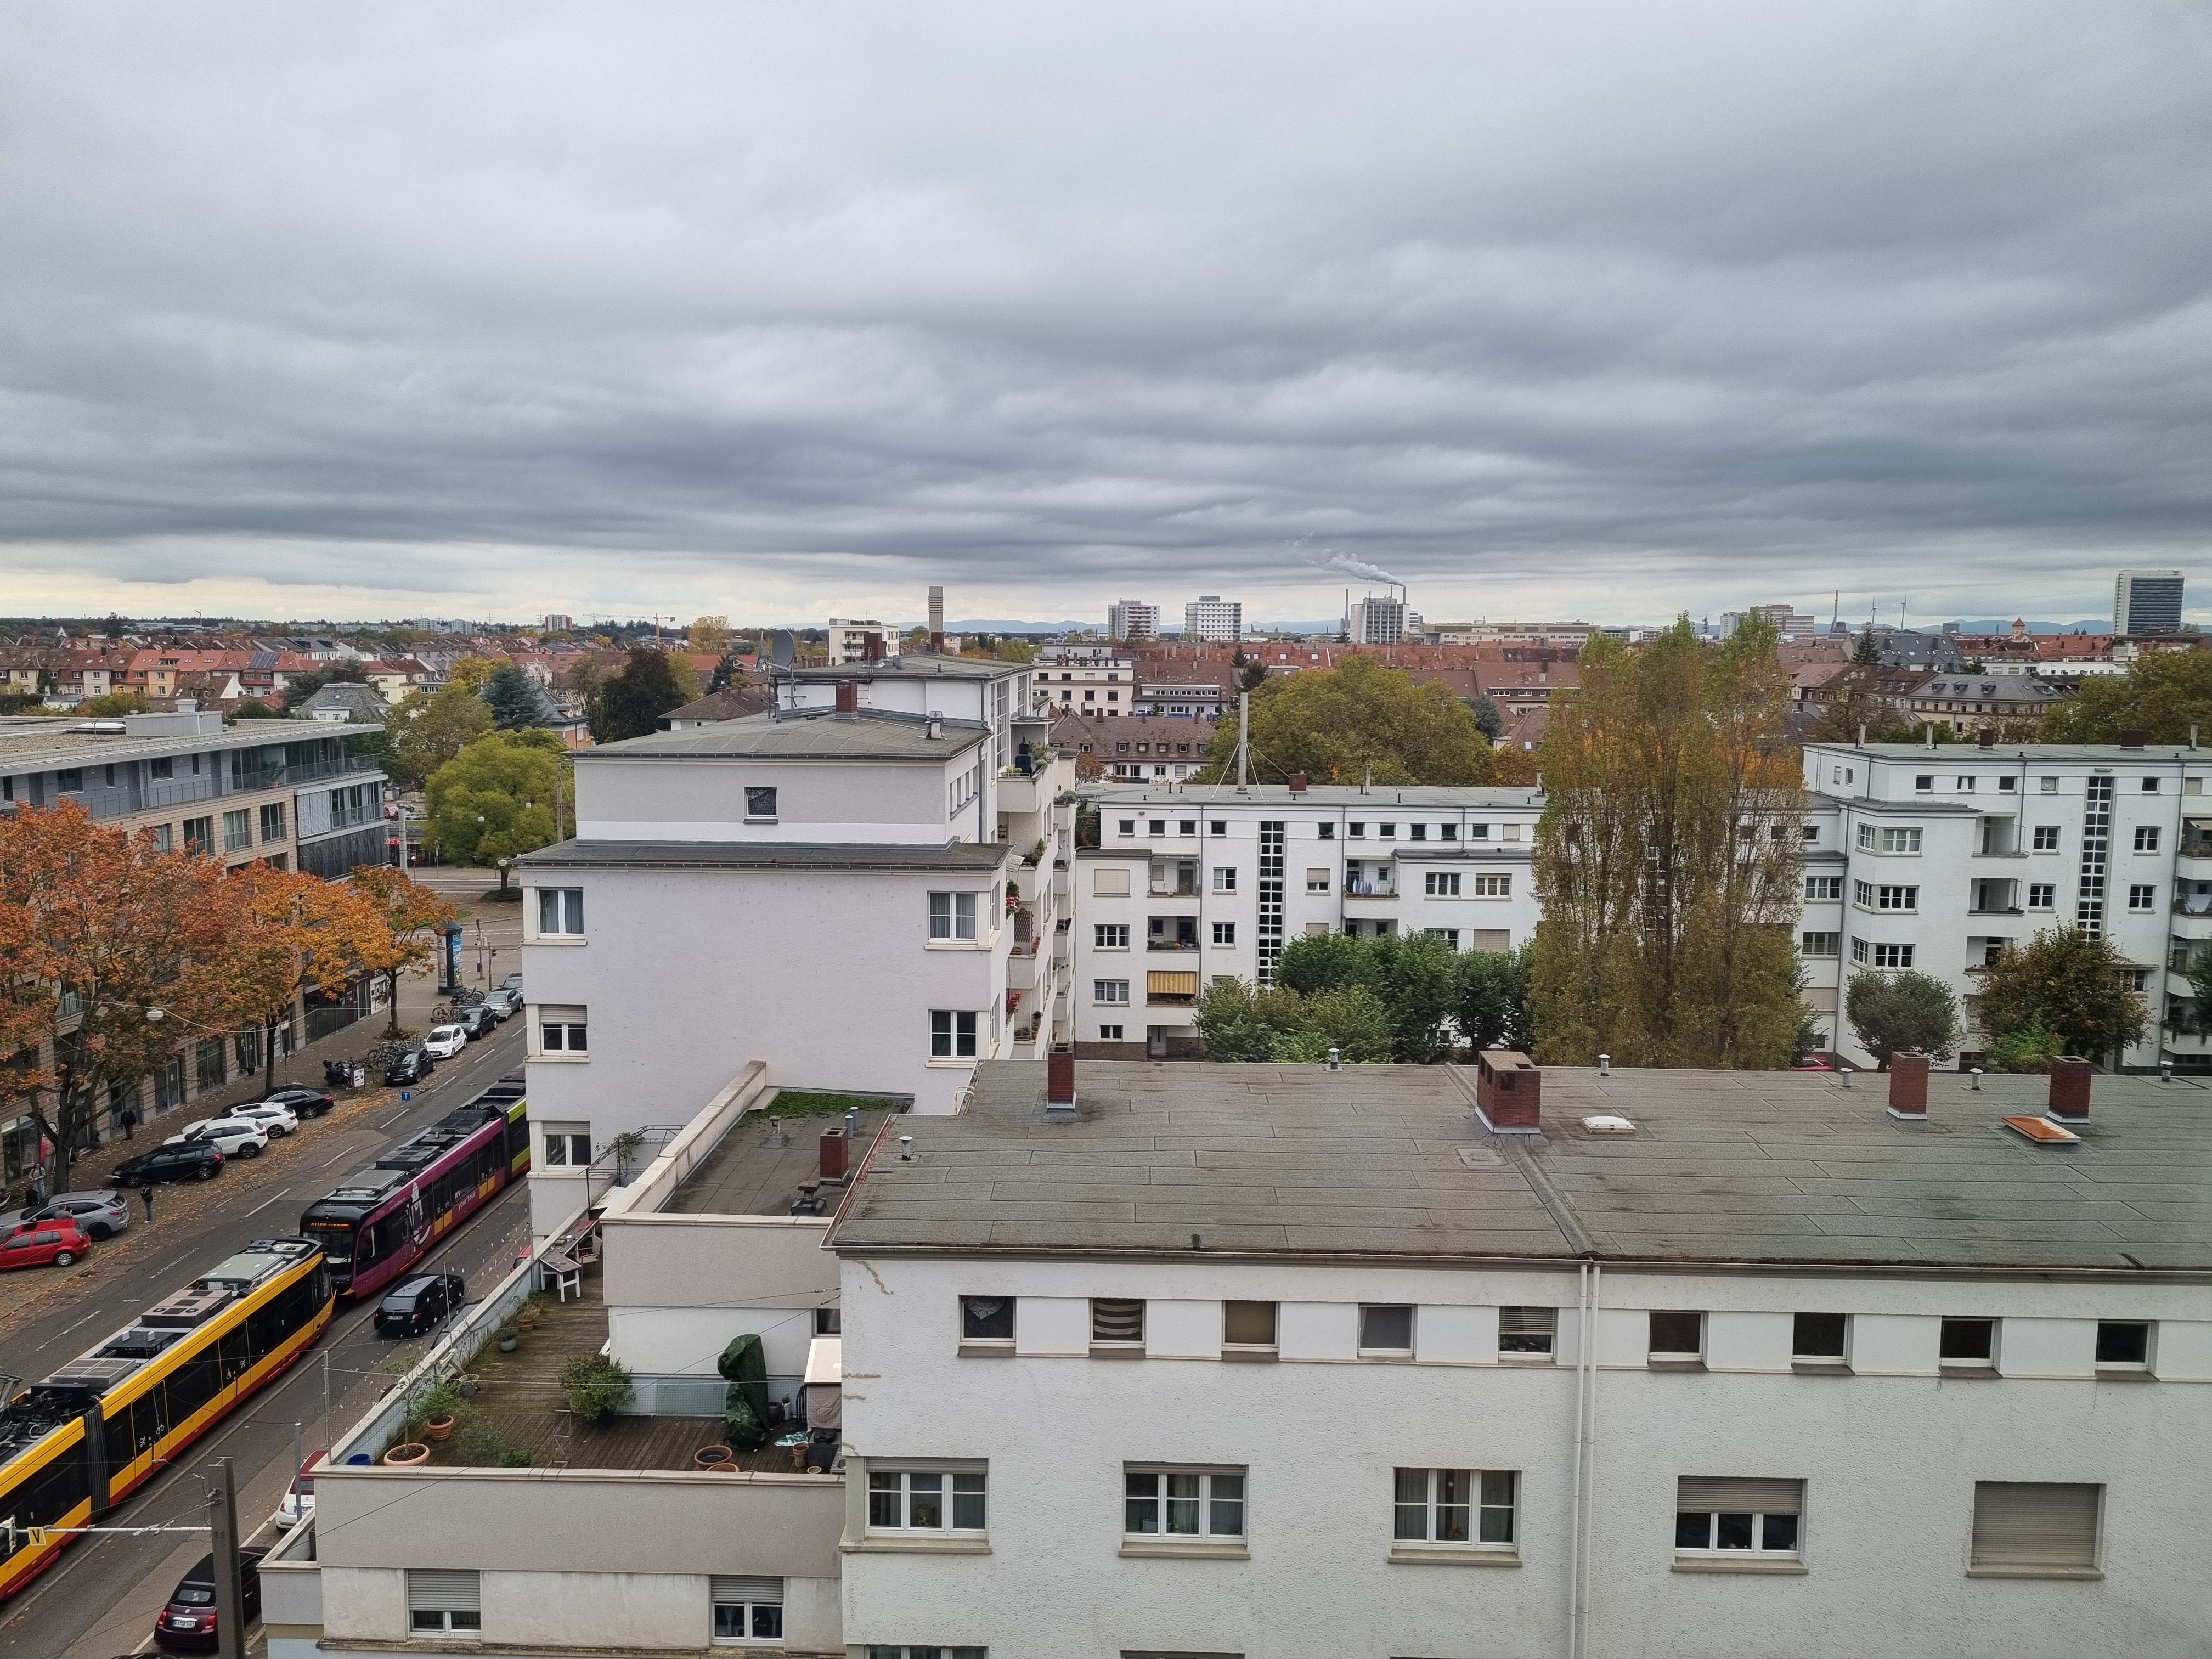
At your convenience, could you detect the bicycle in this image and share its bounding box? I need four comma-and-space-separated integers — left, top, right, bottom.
432, 1003, 453, 1022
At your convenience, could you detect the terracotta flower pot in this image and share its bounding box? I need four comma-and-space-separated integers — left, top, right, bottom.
693, 1444, 735, 1471
383, 1442, 431, 1466
425, 1414, 456, 1442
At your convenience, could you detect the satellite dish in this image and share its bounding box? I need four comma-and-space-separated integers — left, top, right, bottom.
771, 630, 795, 668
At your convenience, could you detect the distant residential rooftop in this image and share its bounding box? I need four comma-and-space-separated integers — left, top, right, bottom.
668, 1104, 901, 1216
579, 708, 989, 763
517, 839, 1009, 873
1077, 783, 1549, 808
790, 654, 1025, 681
828, 1060, 2212, 1273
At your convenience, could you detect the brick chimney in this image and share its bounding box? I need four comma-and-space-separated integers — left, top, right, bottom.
2047, 1056, 2092, 1122
1886, 1051, 1930, 1121
834, 680, 858, 716
1287, 772, 1307, 793
819, 1126, 849, 1180
1474, 1051, 1541, 1134
1046, 1046, 1076, 1116
864, 631, 885, 663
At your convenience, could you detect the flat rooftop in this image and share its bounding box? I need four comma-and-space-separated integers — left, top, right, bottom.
1079, 783, 1550, 808
669, 1105, 900, 1216
828, 1062, 2212, 1273
580, 708, 988, 762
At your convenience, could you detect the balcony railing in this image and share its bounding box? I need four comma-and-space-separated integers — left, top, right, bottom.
1345, 881, 1396, 897
68, 752, 384, 822
1146, 939, 1200, 952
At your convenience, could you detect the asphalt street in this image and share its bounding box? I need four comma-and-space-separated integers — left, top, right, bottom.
0, 1018, 529, 1659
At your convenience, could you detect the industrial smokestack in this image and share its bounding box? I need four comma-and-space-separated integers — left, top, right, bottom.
928, 586, 944, 636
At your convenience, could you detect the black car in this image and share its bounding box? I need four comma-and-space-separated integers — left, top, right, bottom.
456, 1003, 498, 1040
375, 1272, 467, 1338
114, 1141, 224, 1186
385, 1046, 433, 1086
258, 1086, 337, 1119
153, 1547, 266, 1651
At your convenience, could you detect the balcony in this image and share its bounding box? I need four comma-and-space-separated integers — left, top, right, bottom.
1344, 881, 1397, 898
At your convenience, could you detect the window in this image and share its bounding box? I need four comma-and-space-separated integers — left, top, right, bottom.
1395, 1468, 1516, 1547
1792, 1312, 1848, 1362
2041, 776, 2059, 793
1441, 825, 1458, 841
867, 1649, 985, 1659
539, 1006, 588, 1054
541, 1125, 591, 1166
1379, 823, 1396, 839
1881, 827, 1923, 853
150, 825, 173, 854
1939, 1316, 1996, 1368
1802, 825, 1819, 844
1853, 879, 1874, 907
1210, 821, 1226, 837
1410, 823, 1427, 841
258, 802, 287, 842
1675, 1478, 1802, 1558
1098, 1023, 1124, 1040
1125, 1468, 1243, 1538
1424, 928, 1459, 948
1223, 1301, 1277, 1350
1956, 776, 1977, 793
1471, 873, 1510, 897
1211, 922, 1235, 946
929, 891, 980, 941
1805, 876, 1841, 901
538, 887, 584, 935
868, 1468, 988, 1532
150, 757, 172, 780
1871, 943, 1914, 968
710, 1576, 783, 1644
1851, 937, 1868, 963
2128, 884, 2156, 911
1119, 819, 1135, 836
930, 1011, 979, 1057
1915, 775, 1934, 794
961, 1296, 1014, 1344
1349, 822, 1365, 838
1306, 868, 1331, 893
1970, 1483, 2101, 1575
407, 1570, 481, 1634
1178, 820, 1195, 837
1095, 923, 1130, 949
744, 786, 777, 820
1149, 820, 1166, 836
1092, 1299, 1144, 1346
55, 768, 83, 792
1212, 866, 1236, 892
1649, 1310, 1704, 1362
1800, 931, 1839, 957
1359, 1304, 1413, 1355
1093, 868, 1130, 896
1877, 885, 1918, 911
815, 1307, 842, 1335
223, 808, 252, 851
2134, 826, 2161, 851
1498, 1306, 1555, 1357
2095, 1321, 2151, 1370
1425, 872, 1462, 897
1094, 980, 1130, 1005
1317, 822, 1335, 840
1857, 823, 1874, 849
2033, 825, 2060, 851
2142, 776, 2160, 792
2029, 883, 2056, 909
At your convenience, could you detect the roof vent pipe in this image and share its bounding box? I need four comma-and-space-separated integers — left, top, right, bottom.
927, 715, 943, 740
1838, 1067, 1852, 1088
2047, 1056, 2092, 1122
1047, 1047, 1076, 1115
1858, 723, 1867, 747
1598, 1053, 1610, 1077
898, 1135, 914, 1161
1287, 772, 1307, 793
1326, 1047, 1341, 1071
1969, 1068, 1983, 1091
2190, 725, 2199, 751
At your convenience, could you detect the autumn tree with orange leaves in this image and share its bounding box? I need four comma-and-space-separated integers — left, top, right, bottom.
348, 865, 458, 1036
213, 864, 393, 1097
0, 801, 235, 1189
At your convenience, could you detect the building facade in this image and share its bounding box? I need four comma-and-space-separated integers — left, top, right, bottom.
1182, 596, 1243, 642
1107, 600, 1160, 642
1031, 646, 1134, 717
1346, 594, 1406, 645
825, 620, 900, 664
2113, 570, 2185, 637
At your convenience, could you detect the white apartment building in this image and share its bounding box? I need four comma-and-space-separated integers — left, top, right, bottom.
1074, 783, 1544, 1058
515, 656, 1073, 1239
1127, 681, 1226, 718
1346, 593, 1406, 644
1802, 739, 2212, 1073
829, 1058, 2212, 1659
1182, 595, 1243, 642
825, 620, 900, 664
1032, 645, 1134, 717
1107, 600, 1160, 642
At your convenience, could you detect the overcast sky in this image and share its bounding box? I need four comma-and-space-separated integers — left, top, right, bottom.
3, 3, 2208, 628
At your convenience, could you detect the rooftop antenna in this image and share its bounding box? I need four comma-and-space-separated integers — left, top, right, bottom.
1236, 690, 1250, 794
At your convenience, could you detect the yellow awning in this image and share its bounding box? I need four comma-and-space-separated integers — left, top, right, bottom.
1147, 971, 1199, 995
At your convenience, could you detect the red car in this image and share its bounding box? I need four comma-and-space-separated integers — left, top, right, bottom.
0, 1218, 93, 1269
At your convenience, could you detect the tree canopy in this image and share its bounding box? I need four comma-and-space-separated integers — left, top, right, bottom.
390, 683, 495, 789
1973, 926, 2149, 1062
1195, 656, 1496, 785
347, 865, 458, 1036
2040, 650, 2212, 744
1845, 969, 1962, 1068
1195, 934, 1535, 1064
1530, 616, 1804, 1068
426, 728, 570, 878
483, 661, 556, 730
590, 647, 687, 742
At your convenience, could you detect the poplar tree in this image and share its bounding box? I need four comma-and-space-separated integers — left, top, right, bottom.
1530, 615, 1805, 1068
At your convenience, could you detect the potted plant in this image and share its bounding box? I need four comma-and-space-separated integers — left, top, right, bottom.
417, 1383, 463, 1442
383, 1441, 430, 1467
496, 1322, 520, 1353
559, 1353, 634, 1426
455, 1372, 480, 1399
610, 1130, 647, 1185
693, 1443, 736, 1471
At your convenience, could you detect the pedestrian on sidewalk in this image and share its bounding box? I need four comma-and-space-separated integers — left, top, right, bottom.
139, 1183, 156, 1223
120, 1105, 139, 1141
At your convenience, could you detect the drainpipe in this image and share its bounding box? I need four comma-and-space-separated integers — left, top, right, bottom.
1566, 1262, 1590, 1659
1572, 1262, 1604, 1659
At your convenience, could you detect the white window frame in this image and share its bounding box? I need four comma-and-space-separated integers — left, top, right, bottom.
928, 890, 980, 943
540, 1122, 591, 1167
536, 1006, 589, 1058
1210, 921, 1235, 946
1426, 871, 1462, 896
1098, 1022, 1124, 1040
709, 1577, 784, 1645
2128, 884, 2156, 912
1471, 873, 1510, 898
406, 1570, 481, 1635
1805, 876, 1841, 901
1649, 1309, 1705, 1363
1093, 980, 1130, 1006
1876, 884, 1918, 912
1674, 1483, 1802, 1559
960, 1295, 1014, 1346
2028, 883, 2056, 910
1393, 1466, 1517, 1549
534, 887, 585, 938
1211, 866, 1237, 891
1124, 1466, 1245, 1539
1872, 944, 1914, 969
929, 1009, 980, 1060
1094, 923, 1130, 950
743, 785, 778, 823
1358, 1303, 1414, 1357
2033, 825, 2061, 851
866, 1465, 989, 1534
1799, 931, 1839, 957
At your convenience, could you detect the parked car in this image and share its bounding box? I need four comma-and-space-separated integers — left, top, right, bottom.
115, 1141, 225, 1184
385, 1046, 433, 1086
228, 1101, 300, 1138
256, 1086, 336, 1119
422, 1024, 469, 1059
165, 1118, 270, 1159
455, 1004, 498, 1041
153, 1547, 266, 1652
273, 1448, 328, 1529
0, 1190, 129, 1240
0, 1220, 93, 1271
500, 972, 523, 994
481, 987, 522, 1019
374, 1272, 467, 1339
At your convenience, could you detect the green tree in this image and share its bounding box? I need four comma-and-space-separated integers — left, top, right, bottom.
707, 652, 746, 694
1360, 933, 1461, 1062
1807, 675, 1920, 745
390, 684, 495, 789
230, 699, 282, 721
1462, 692, 1504, 741
1530, 616, 1804, 1068
483, 661, 554, 730
1853, 627, 1881, 665
278, 661, 367, 713
425, 730, 569, 885
77, 691, 148, 716
1238, 657, 1270, 693
2182, 945, 2212, 1037
590, 647, 685, 742
2040, 651, 2212, 744
1293, 983, 1396, 1062
1277, 931, 1367, 996
1194, 656, 1496, 786
1455, 943, 1535, 1052
1844, 969, 1963, 1068
1193, 978, 1305, 1060
1973, 927, 2149, 1062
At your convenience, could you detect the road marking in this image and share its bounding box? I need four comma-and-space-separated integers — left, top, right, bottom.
61, 1307, 110, 1333
242, 1189, 291, 1218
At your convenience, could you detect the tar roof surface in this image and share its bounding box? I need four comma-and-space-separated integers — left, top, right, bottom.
579, 709, 988, 762
830, 1062, 2212, 1273
1080, 784, 1550, 808
0, 717, 360, 765
792, 656, 1023, 681
516, 838, 1010, 873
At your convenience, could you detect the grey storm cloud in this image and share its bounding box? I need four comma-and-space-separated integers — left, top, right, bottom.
2, 1, 2209, 619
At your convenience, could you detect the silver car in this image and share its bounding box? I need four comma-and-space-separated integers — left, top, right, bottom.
480, 988, 522, 1020
0, 1190, 130, 1241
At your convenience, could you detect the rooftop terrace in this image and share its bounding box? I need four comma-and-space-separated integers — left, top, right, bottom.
667, 1104, 899, 1215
